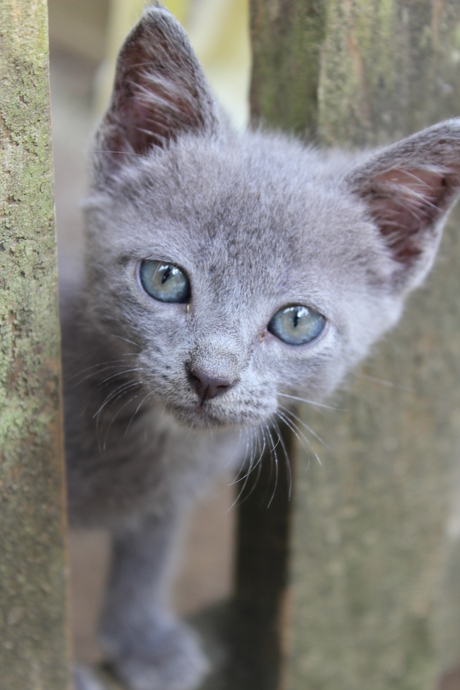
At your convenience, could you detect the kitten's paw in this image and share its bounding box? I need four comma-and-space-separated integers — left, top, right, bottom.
74, 665, 105, 690
104, 618, 209, 690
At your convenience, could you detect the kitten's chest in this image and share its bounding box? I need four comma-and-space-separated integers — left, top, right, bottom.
65, 401, 242, 529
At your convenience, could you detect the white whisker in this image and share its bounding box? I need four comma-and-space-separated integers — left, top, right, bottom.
124, 388, 161, 436
66, 358, 138, 386
279, 405, 329, 450
99, 368, 145, 386
272, 418, 292, 501
102, 393, 141, 451
109, 334, 141, 349
278, 392, 341, 410
93, 381, 140, 420
226, 426, 266, 512
265, 424, 279, 508
357, 373, 414, 393
277, 410, 322, 467
95, 381, 142, 450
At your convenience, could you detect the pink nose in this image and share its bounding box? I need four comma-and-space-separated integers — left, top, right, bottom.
187, 366, 235, 403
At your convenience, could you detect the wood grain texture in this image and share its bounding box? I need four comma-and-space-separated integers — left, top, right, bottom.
318, 0, 460, 147
290, 2, 460, 689
234, 2, 326, 689
234, 421, 295, 690
246, 1, 460, 689
249, 0, 326, 139
0, 1, 70, 687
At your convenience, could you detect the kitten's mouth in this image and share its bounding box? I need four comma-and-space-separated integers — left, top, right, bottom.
174, 402, 236, 427
167, 399, 260, 429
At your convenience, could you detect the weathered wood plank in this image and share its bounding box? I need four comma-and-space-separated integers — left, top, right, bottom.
0, 1, 70, 687
250, 0, 326, 139
246, 1, 460, 689
291, 2, 460, 689
233, 2, 328, 689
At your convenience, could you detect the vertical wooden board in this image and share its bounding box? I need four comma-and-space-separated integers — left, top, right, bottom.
250, 0, 326, 138
289, 2, 460, 689
233, 3, 327, 689
318, 0, 460, 147
0, 1, 70, 688
234, 422, 296, 690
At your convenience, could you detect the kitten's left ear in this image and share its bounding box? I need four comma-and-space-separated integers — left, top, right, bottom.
93, 3, 221, 180
345, 119, 460, 292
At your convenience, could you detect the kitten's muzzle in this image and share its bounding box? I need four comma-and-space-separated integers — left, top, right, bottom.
186, 365, 238, 404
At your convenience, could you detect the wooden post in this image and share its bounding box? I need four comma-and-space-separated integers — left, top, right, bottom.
246, 1, 460, 689
0, 1, 70, 688
232, 3, 327, 689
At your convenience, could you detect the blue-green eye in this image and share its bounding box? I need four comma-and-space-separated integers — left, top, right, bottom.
140, 260, 190, 303
268, 305, 326, 345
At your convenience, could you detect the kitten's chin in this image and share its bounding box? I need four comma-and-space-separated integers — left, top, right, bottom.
166, 401, 267, 430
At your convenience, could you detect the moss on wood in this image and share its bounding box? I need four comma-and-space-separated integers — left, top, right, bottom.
250, 0, 326, 138
0, 1, 70, 687
246, 1, 460, 689
290, 2, 460, 689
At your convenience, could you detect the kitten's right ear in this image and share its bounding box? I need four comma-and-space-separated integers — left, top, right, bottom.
345, 119, 460, 293
93, 3, 220, 181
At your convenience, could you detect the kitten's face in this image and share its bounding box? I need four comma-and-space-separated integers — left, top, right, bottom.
85, 135, 402, 429
85, 7, 460, 430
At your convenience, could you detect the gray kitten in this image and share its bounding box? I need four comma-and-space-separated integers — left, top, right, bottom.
63, 5, 460, 690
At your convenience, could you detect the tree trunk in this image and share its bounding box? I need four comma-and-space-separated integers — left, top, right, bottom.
0, 1, 70, 688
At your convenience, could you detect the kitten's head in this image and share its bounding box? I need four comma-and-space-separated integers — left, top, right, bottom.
84, 5, 460, 429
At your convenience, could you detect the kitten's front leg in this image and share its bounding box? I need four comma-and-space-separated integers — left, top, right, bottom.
74, 665, 105, 690
99, 512, 209, 690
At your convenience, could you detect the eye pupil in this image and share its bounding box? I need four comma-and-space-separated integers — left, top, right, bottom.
140, 260, 190, 303
267, 304, 326, 346
161, 266, 172, 284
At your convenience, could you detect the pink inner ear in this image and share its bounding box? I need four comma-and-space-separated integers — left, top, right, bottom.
132, 80, 203, 151
118, 80, 198, 154
98, 16, 213, 171
115, 36, 204, 154
367, 167, 452, 262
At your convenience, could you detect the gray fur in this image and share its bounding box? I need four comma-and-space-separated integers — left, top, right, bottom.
62, 5, 460, 690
